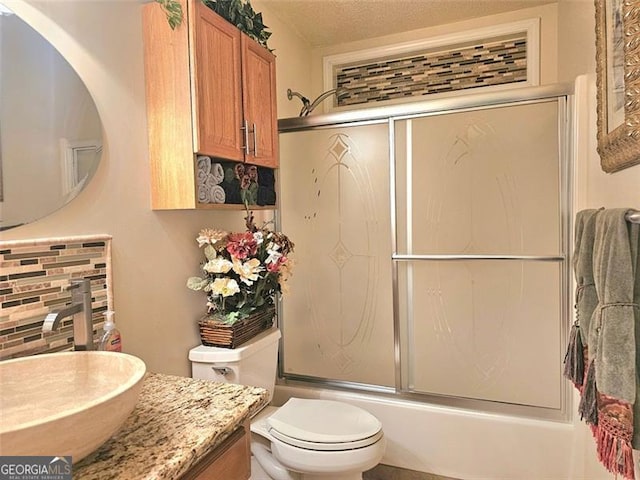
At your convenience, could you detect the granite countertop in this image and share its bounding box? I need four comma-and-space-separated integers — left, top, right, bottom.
73, 372, 269, 480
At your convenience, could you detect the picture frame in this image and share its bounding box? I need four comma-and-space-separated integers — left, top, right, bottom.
595, 0, 640, 173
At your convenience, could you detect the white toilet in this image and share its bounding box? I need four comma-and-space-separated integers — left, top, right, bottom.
189, 327, 385, 480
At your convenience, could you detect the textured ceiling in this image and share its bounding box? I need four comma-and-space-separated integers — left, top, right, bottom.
261, 0, 557, 47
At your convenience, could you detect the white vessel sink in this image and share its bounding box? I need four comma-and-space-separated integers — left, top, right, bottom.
0, 351, 146, 463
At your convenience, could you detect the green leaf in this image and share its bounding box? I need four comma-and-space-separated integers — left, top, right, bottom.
200, 0, 271, 49
224, 311, 241, 325
187, 277, 208, 291
156, 0, 183, 30
204, 245, 217, 261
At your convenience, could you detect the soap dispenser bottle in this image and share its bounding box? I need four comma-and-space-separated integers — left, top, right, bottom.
99, 310, 122, 352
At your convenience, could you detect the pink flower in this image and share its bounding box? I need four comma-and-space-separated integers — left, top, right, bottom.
234, 164, 245, 180
248, 165, 258, 181
267, 256, 287, 273
226, 232, 258, 260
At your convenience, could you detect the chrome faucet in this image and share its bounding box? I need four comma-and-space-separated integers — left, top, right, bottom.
42, 278, 94, 350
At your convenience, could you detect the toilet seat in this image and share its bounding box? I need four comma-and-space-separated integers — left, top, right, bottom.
265, 398, 383, 451
270, 427, 384, 451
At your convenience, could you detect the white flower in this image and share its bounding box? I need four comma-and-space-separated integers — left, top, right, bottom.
253, 231, 264, 245
265, 243, 282, 265
232, 258, 262, 286
210, 278, 240, 297
203, 257, 233, 274
197, 228, 227, 247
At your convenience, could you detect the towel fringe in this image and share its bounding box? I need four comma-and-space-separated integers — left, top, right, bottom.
579, 360, 598, 425
563, 322, 584, 387
596, 425, 635, 480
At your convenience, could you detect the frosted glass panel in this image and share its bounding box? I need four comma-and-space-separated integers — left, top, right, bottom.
279, 124, 395, 387
400, 260, 562, 408
395, 101, 560, 255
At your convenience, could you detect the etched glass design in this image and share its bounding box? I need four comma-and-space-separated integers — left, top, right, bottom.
395, 101, 560, 256
279, 124, 395, 387
395, 100, 564, 409
398, 260, 562, 408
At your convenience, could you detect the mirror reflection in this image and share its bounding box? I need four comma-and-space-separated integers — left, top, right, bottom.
0, 2, 102, 230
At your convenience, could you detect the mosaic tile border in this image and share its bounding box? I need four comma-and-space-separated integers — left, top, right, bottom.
334, 34, 527, 107
0, 234, 113, 359
322, 19, 540, 111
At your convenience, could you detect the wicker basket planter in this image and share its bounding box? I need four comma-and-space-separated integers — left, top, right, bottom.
198, 306, 275, 348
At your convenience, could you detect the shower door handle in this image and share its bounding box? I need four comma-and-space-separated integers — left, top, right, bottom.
241, 120, 250, 156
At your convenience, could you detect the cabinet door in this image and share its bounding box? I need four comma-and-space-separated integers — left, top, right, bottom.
241, 35, 278, 168
192, 2, 244, 161
180, 423, 250, 480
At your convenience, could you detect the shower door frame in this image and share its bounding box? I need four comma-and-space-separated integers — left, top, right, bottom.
277, 83, 574, 421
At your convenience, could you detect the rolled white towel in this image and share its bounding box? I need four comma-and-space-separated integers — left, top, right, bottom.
211, 163, 225, 184
197, 155, 211, 176
197, 168, 208, 186
204, 173, 216, 188
197, 183, 210, 203
210, 185, 226, 204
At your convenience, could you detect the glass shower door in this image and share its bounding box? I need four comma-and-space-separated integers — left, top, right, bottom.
394, 99, 568, 409
279, 123, 395, 388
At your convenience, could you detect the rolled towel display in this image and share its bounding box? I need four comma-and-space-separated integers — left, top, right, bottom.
196, 156, 213, 202
197, 183, 210, 203
210, 185, 226, 204
196, 155, 211, 175
211, 163, 225, 184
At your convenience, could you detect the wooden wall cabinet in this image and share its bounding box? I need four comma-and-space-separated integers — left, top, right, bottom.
142, 0, 278, 210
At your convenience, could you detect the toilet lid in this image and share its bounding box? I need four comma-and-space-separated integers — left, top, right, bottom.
267, 398, 382, 445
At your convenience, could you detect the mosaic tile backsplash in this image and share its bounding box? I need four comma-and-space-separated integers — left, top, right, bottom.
335, 34, 527, 107
0, 235, 112, 359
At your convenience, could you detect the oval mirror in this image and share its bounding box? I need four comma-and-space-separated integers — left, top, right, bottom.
0, 2, 102, 230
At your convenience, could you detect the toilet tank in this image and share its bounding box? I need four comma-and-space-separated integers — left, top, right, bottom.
189, 327, 281, 401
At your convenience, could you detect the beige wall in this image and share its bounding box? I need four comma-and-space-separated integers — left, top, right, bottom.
1, 0, 311, 376
253, 0, 313, 119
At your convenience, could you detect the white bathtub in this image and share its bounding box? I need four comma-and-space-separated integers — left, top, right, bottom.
273, 384, 602, 480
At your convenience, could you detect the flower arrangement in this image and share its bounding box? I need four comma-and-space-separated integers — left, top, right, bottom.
187, 215, 294, 325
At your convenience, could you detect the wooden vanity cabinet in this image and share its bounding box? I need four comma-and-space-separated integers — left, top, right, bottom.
181, 420, 251, 480
142, 0, 278, 210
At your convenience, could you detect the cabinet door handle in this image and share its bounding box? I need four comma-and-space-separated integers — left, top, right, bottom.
252, 123, 258, 156
241, 120, 250, 156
